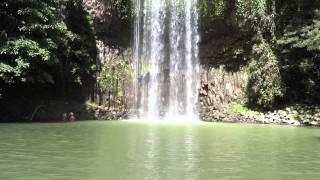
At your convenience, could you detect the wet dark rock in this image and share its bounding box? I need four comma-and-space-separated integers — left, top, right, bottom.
94, 107, 131, 121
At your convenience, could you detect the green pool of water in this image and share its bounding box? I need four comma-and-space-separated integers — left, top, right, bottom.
0, 121, 320, 180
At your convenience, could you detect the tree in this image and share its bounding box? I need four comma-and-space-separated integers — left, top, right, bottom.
277, 8, 320, 103
0, 0, 97, 99
0, 0, 68, 84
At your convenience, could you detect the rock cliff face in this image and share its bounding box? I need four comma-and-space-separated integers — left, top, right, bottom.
198, 23, 249, 109
83, 0, 248, 110
83, 0, 113, 33
199, 66, 247, 109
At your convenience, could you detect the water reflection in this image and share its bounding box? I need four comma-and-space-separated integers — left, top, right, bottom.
126, 123, 202, 180
183, 126, 199, 180
107, 122, 320, 180
2, 122, 320, 180
144, 124, 159, 180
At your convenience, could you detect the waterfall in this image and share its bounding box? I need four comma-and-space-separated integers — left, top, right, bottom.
133, 0, 200, 120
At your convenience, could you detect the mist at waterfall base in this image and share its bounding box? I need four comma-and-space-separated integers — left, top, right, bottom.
132, 0, 200, 121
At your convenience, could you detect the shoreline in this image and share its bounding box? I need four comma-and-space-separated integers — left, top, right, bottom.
1, 104, 319, 128
0, 118, 319, 128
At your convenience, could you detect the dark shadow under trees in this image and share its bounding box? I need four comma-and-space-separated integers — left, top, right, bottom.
0, 0, 98, 121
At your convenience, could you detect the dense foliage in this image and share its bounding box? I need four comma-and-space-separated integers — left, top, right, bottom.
0, 0, 64, 84
199, 0, 320, 109
277, 6, 320, 104
98, 54, 130, 100
0, 0, 96, 98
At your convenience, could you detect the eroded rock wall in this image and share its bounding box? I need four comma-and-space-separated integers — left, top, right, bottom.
83, 0, 113, 33
199, 66, 248, 109
198, 20, 250, 110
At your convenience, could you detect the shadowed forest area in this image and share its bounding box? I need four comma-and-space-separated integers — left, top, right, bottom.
0, 0, 131, 121
198, 0, 320, 108
0, 0, 98, 121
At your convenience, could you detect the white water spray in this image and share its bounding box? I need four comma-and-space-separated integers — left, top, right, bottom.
133, 0, 200, 120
